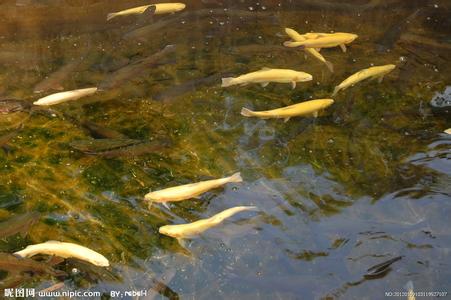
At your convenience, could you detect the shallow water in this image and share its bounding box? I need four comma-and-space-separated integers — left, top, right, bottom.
0, 0, 450, 299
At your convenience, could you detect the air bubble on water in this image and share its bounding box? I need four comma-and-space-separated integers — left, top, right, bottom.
209, 21, 213, 24
181, 20, 186, 24
433, 4, 439, 8
258, 35, 262, 39
219, 21, 225, 26
305, 20, 309, 24
248, 6, 254, 11
71, 268, 79, 275
262, 6, 267, 10
399, 56, 407, 62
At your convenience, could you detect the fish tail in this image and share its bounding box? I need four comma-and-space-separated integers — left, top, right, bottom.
221, 77, 235, 87
325, 61, 334, 73
228, 172, 243, 183
332, 86, 340, 96
240, 107, 254, 117
106, 13, 118, 21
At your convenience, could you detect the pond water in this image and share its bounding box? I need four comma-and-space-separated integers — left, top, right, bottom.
0, 0, 450, 299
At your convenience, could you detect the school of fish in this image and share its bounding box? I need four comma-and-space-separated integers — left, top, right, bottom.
2, 1, 430, 296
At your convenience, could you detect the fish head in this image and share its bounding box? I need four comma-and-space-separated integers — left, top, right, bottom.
385, 64, 397, 72
296, 72, 313, 82
173, 3, 186, 11
345, 33, 359, 43
159, 225, 182, 238
89, 256, 110, 267
322, 99, 335, 108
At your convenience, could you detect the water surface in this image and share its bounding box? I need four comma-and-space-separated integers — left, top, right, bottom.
0, 0, 450, 299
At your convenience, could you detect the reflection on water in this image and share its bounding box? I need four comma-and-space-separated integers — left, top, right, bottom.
0, 0, 450, 298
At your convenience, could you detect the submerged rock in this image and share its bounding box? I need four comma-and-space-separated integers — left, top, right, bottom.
430, 86, 451, 116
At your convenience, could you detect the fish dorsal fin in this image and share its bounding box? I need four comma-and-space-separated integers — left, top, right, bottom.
44, 240, 63, 244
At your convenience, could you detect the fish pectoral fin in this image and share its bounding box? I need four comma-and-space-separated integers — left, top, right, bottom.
283, 117, 291, 123
339, 44, 347, 52
291, 82, 296, 89
377, 76, 384, 83
177, 238, 191, 251
260, 82, 270, 87
162, 202, 171, 210
312, 111, 319, 118
315, 48, 321, 52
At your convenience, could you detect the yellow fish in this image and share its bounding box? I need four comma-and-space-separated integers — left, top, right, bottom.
33, 87, 97, 106
14, 241, 109, 267
284, 32, 358, 52
285, 28, 334, 72
159, 206, 258, 239
107, 3, 186, 21
332, 64, 396, 96
285, 28, 332, 42
145, 172, 242, 203
241, 99, 334, 122
444, 128, 451, 134
221, 68, 312, 89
